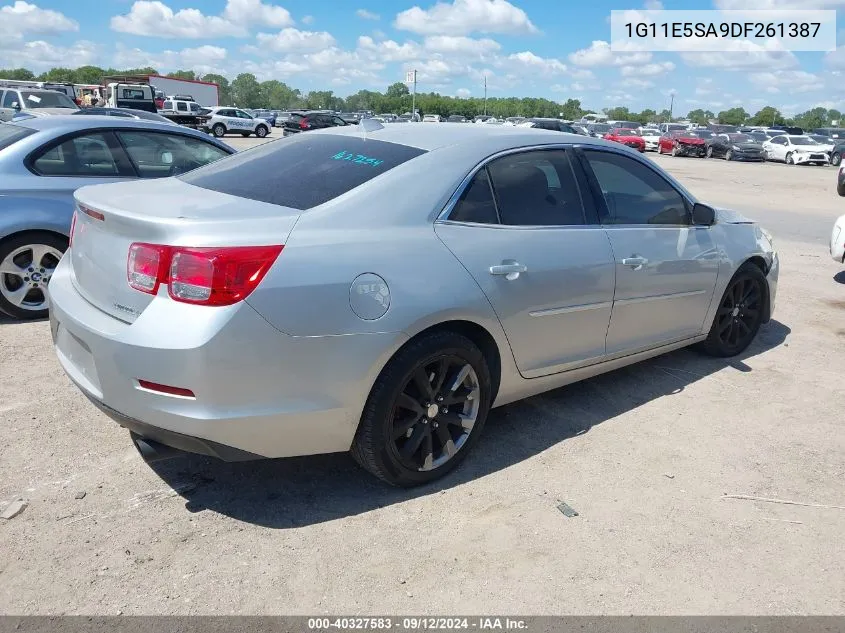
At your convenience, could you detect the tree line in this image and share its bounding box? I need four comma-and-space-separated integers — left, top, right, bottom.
1, 65, 841, 129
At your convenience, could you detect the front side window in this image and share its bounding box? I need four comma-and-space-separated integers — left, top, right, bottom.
163, 100, 174, 110
235, 110, 252, 119
31, 133, 122, 177
582, 149, 689, 226
2, 91, 18, 108
486, 150, 585, 226
176, 102, 187, 112
117, 131, 230, 178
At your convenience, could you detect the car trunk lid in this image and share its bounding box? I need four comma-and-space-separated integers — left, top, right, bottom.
69, 178, 300, 323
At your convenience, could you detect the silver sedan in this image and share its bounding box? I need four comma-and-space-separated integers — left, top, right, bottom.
49, 124, 779, 486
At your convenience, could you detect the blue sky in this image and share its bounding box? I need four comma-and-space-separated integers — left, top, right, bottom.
2, 0, 845, 116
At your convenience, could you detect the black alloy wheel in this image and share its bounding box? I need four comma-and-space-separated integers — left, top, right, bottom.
352, 331, 492, 486
725, 149, 733, 161
832, 152, 842, 166
699, 263, 766, 357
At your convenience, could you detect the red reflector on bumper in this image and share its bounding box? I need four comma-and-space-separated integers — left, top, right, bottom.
137, 380, 195, 398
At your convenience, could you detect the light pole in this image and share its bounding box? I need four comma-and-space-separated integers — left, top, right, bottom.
669, 91, 675, 122
483, 75, 487, 116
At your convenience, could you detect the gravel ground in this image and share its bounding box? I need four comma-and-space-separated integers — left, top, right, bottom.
0, 137, 843, 615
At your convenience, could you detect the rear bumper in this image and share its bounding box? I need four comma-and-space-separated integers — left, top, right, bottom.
48, 255, 406, 460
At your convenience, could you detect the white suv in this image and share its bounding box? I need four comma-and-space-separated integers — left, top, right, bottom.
201, 107, 270, 138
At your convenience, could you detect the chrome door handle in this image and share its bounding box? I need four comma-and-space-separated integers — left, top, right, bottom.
489, 262, 527, 279
621, 256, 649, 269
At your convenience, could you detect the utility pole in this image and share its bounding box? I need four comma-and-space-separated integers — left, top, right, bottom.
410, 69, 417, 121
483, 75, 488, 116
669, 92, 674, 122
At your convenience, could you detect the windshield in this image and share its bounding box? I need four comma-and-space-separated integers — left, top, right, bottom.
790, 136, 818, 146
590, 124, 611, 133
613, 128, 640, 136
727, 134, 753, 143
0, 123, 36, 152
810, 135, 830, 143
21, 91, 77, 109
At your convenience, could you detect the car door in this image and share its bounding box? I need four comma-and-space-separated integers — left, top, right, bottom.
766, 136, 787, 160
578, 148, 720, 356
712, 134, 728, 157
434, 148, 617, 378
233, 109, 254, 130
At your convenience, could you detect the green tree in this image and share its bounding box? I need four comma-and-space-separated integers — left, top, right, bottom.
386, 81, 410, 98
201, 73, 231, 105
605, 106, 632, 121
717, 107, 749, 125
749, 106, 784, 127
72, 66, 106, 84
230, 73, 261, 108
304, 90, 343, 110
167, 70, 198, 81
792, 107, 828, 131
687, 109, 714, 125
559, 98, 582, 121
639, 108, 657, 124
37, 67, 76, 83
0, 67, 36, 80
259, 80, 299, 110
828, 109, 842, 124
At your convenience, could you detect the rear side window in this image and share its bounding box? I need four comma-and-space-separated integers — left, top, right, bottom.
449, 168, 498, 224
180, 134, 427, 210
0, 123, 36, 152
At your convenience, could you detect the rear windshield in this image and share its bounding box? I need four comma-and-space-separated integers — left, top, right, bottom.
180, 134, 427, 210
0, 123, 36, 151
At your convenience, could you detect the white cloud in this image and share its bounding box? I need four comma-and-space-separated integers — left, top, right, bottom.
111, 0, 293, 38
620, 61, 675, 76
504, 51, 567, 74
456, 87, 471, 97
0, 1, 77, 38
569, 41, 652, 67
680, 39, 798, 71
424, 35, 500, 54
749, 70, 824, 93
357, 36, 422, 62
623, 78, 655, 89
643, 0, 663, 8
356, 8, 380, 20
113, 43, 228, 76
301, 14, 314, 24
571, 81, 601, 91
252, 28, 336, 53
394, 0, 538, 36
0, 39, 96, 70
824, 45, 845, 69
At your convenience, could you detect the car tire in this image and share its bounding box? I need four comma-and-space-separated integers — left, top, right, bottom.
0, 232, 67, 320
698, 262, 767, 358
837, 181, 845, 196
240, 132, 250, 137
657, 145, 664, 155
706, 146, 713, 158
832, 152, 842, 167
671, 145, 678, 157
786, 152, 794, 165
351, 330, 493, 487
212, 124, 226, 138
725, 150, 733, 161
255, 125, 268, 138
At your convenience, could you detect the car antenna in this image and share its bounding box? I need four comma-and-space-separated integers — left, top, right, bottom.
358, 117, 384, 139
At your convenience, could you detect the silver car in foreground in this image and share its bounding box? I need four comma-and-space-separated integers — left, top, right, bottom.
49, 124, 779, 486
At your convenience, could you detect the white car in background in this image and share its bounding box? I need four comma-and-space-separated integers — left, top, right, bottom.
200, 106, 271, 138
640, 127, 661, 151
762, 134, 829, 165
832, 213, 845, 263
422, 114, 442, 123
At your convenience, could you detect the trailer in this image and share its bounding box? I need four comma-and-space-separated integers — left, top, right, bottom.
147, 75, 219, 107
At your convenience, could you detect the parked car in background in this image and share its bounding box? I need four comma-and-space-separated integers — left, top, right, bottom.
504, 117, 526, 126
603, 128, 645, 152
282, 111, 349, 136
252, 109, 277, 127
813, 127, 845, 140
762, 135, 829, 165
201, 107, 271, 138
47, 124, 778, 486
748, 131, 769, 143
829, 141, 845, 166
659, 123, 689, 134
706, 133, 765, 161
520, 118, 579, 133
706, 124, 739, 135
422, 114, 442, 123
72, 107, 178, 125
770, 125, 804, 135
447, 115, 467, 123
586, 123, 612, 138
640, 128, 661, 151
658, 130, 707, 157
1, 88, 79, 121
0, 115, 233, 319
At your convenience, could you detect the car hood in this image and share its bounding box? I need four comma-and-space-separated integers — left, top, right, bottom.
676, 136, 706, 144
731, 142, 764, 150
714, 207, 755, 224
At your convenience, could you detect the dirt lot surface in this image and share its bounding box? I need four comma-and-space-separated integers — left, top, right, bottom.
1, 139, 843, 615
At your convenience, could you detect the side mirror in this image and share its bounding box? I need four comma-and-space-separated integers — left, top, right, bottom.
11, 102, 20, 110
692, 202, 716, 226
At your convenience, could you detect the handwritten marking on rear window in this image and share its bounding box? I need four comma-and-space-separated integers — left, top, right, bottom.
331, 150, 383, 167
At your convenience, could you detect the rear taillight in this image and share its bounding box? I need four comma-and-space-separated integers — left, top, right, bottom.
127, 244, 283, 306
69, 211, 78, 248
299, 117, 310, 129
128, 243, 170, 295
